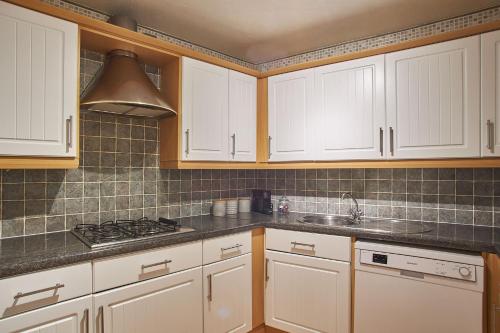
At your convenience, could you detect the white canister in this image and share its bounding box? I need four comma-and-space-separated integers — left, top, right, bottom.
226, 199, 238, 215
238, 197, 251, 213
212, 200, 226, 217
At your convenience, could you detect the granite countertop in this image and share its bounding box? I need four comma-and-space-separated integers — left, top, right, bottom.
0, 212, 498, 279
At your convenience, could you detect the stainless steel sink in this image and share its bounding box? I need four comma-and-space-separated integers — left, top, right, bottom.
298, 215, 432, 234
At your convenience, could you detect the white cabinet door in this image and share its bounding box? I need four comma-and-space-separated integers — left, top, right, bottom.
203, 253, 252, 333
182, 57, 229, 161
481, 30, 500, 156
386, 36, 480, 159
265, 250, 350, 333
268, 69, 315, 161
229, 70, 257, 161
315, 55, 386, 160
94, 267, 202, 333
0, 1, 78, 157
0, 295, 92, 333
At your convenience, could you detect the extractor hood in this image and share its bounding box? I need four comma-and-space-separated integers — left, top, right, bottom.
80, 16, 176, 118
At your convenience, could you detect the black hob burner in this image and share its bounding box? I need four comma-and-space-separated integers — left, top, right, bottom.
72, 217, 194, 248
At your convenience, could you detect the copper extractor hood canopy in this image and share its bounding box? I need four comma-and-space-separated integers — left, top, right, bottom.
80, 16, 176, 118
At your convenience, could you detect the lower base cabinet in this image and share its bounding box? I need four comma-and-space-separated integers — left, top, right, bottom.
93, 267, 202, 333
203, 253, 252, 333
0, 295, 92, 333
265, 250, 350, 333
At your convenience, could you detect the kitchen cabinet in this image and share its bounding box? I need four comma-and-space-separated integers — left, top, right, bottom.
229, 70, 257, 161
93, 267, 203, 333
0, 1, 78, 157
182, 57, 229, 161
265, 250, 350, 333
0, 295, 92, 333
481, 30, 500, 157
264, 229, 351, 333
182, 57, 257, 162
314, 55, 386, 160
386, 36, 480, 159
203, 253, 252, 333
268, 68, 316, 161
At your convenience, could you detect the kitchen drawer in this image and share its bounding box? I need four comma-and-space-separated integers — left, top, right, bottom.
0, 263, 91, 319
203, 231, 251, 265
93, 241, 202, 292
266, 228, 351, 262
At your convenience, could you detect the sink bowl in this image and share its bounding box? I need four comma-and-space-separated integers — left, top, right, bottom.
298, 215, 432, 234
299, 215, 356, 226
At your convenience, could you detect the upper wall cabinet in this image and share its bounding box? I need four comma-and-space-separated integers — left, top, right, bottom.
314, 55, 386, 160
268, 69, 315, 161
386, 36, 480, 159
182, 57, 256, 162
481, 30, 500, 157
229, 70, 257, 162
182, 57, 229, 161
0, 1, 78, 157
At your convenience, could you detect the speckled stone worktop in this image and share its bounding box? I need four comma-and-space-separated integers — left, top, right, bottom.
0, 213, 498, 279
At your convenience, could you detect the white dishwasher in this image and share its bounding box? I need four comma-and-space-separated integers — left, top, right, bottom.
354, 241, 484, 333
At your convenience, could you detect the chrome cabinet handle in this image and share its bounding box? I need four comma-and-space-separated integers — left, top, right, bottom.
66, 116, 73, 152
141, 259, 172, 270
487, 120, 495, 153
291, 241, 315, 249
14, 283, 65, 299
185, 129, 190, 156
389, 127, 394, 156
379, 127, 384, 156
83, 308, 89, 333
207, 274, 213, 302
268, 136, 272, 159
231, 133, 236, 157
221, 244, 242, 252
265, 258, 269, 281
99, 306, 104, 333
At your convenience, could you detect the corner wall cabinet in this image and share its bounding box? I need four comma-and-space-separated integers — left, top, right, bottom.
268, 69, 316, 161
182, 57, 256, 162
481, 30, 500, 157
267, 35, 483, 163
0, 1, 78, 157
386, 35, 480, 159
315, 54, 386, 160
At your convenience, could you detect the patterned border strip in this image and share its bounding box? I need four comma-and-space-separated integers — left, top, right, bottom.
40, 1, 500, 72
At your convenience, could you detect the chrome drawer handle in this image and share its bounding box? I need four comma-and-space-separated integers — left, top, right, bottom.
66, 116, 73, 152
389, 126, 394, 156
379, 127, 384, 156
268, 136, 272, 159
84, 308, 89, 333
231, 133, 236, 157
99, 306, 104, 333
185, 129, 190, 156
221, 244, 242, 252
141, 259, 172, 270
265, 258, 269, 281
207, 274, 213, 302
487, 120, 495, 152
291, 241, 315, 249
14, 283, 65, 299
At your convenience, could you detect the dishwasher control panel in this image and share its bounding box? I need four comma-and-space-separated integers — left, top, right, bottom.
360, 250, 477, 281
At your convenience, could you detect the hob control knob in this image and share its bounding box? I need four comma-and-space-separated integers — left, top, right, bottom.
458, 266, 471, 277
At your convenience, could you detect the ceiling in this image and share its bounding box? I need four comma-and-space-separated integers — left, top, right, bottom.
71, 0, 500, 64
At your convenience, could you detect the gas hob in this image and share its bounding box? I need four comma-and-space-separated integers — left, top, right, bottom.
71, 217, 194, 248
